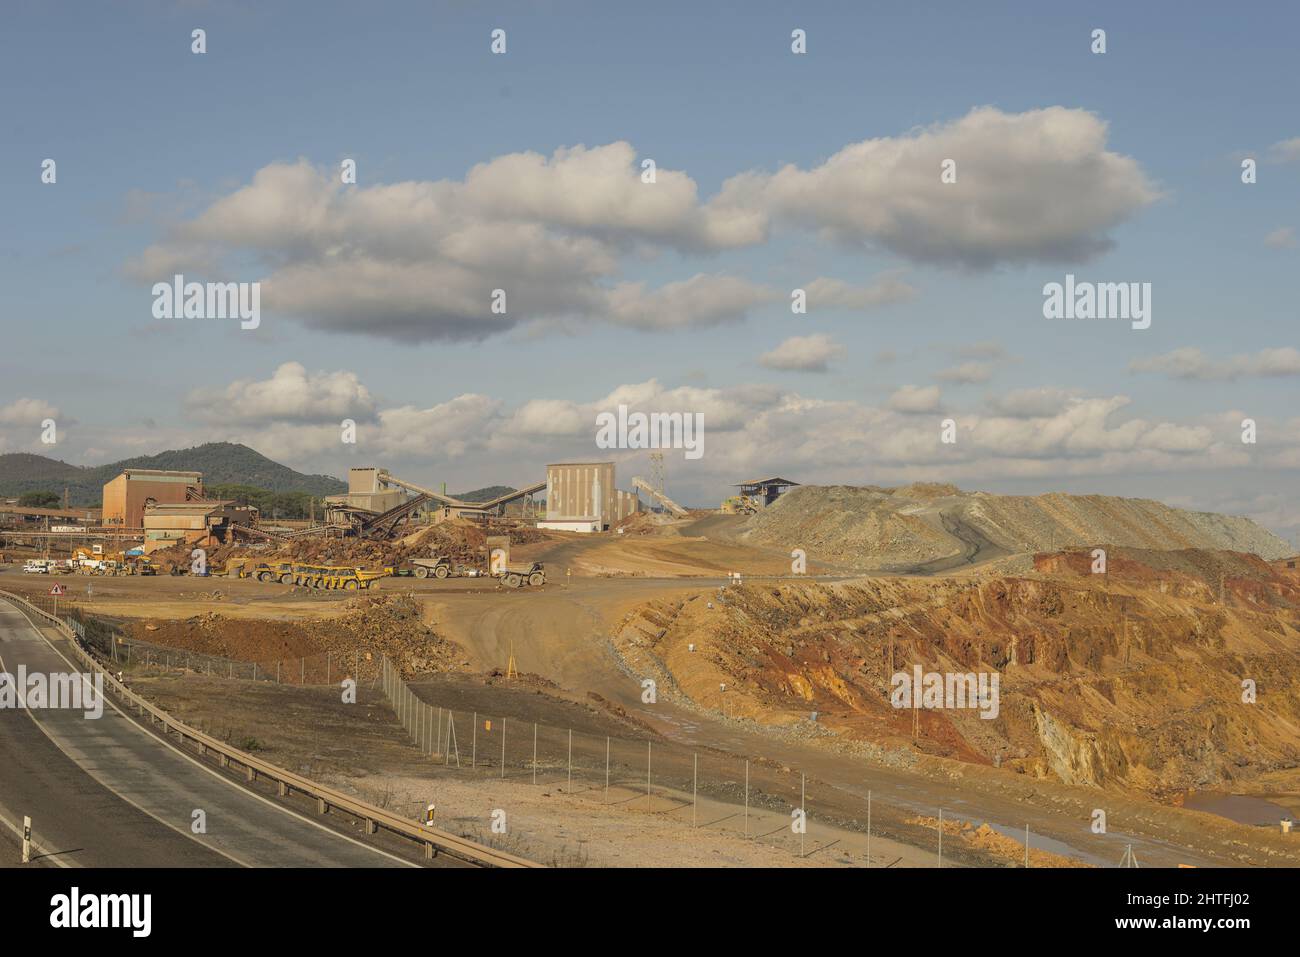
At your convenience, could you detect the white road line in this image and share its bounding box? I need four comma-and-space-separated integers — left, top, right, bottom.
1, 601, 417, 868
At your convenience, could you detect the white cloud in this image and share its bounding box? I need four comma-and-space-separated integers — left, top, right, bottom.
125, 153, 770, 343
124, 110, 1158, 342
711, 106, 1158, 268
605, 274, 777, 330
801, 275, 916, 310
185, 362, 376, 425
759, 334, 845, 372
984, 387, 1079, 418
889, 384, 943, 413
1130, 346, 1300, 381
0, 398, 60, 426
936, 361, 993, 384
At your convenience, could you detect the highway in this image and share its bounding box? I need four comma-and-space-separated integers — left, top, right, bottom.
0, 600, 418, 868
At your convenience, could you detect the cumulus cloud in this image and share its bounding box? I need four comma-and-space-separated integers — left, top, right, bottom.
123, 110, 1157, 341
185, 362, 376, 425
125, 150, 770, 343
984, 387, 1079, 418
935, 361, 993, 384
605, 274, 778, 330
889, 384, 943, 413
711, 106, 1159, 268
801, 275, 916, 310
0, 398, 60, 426
1129, 346, 1300, 381
759, 334, 845, 372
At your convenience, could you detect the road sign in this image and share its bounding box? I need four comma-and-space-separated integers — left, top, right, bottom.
49, 583, 66, 596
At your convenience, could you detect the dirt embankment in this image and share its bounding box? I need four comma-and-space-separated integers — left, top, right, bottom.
740, 485, 1292, 572
611, 550, 1300, 796
125, 593, 465, 676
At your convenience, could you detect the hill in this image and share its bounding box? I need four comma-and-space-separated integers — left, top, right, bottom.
452, 485, 516, 503
740, 484, 1292, 571
0, 443, 345, 505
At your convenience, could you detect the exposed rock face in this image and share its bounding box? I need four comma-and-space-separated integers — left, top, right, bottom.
614, 550, 1300, 795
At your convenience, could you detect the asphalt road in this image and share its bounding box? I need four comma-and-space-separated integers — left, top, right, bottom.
0, 599, 415, 868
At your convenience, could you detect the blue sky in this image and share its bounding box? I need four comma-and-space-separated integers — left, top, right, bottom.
2, 1, 1298, 537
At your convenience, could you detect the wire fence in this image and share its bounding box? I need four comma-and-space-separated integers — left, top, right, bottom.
107, 635, 377, 686
21, 591, 1112, 867
378, 655, 874, 863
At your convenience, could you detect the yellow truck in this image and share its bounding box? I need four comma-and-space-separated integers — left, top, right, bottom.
225, 558, 391, 590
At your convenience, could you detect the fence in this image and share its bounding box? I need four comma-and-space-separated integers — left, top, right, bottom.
11, 590, 1099, 867
378, 654, 861, 862
0, 588, 536, 868
109, 636, 375, 688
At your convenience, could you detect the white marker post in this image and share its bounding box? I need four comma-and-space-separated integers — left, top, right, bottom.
21, 816, 31, 864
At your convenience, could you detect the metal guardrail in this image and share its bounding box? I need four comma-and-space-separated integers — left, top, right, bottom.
0, 589, 539, 869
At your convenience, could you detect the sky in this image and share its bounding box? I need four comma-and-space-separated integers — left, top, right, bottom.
1, 0, 1298, 540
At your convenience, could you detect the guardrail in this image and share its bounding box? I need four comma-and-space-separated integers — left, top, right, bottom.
0, 589, 539, 869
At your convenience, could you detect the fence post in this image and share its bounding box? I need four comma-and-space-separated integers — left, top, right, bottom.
745, 760, 749, 839
646, 741, 651, 811
472, 712, 477, 769
567, 728, 572, 793
326, 652, 331, 685
300, 658, 305, 684
501, 718, 506, 779
938, 808, 943, 868
693, 753, 698, 828
532, 723, 537, 785
605, 736, 610, 803
801, 773, 806, 858
867, 790, 872, 866
276, 660, 280, 684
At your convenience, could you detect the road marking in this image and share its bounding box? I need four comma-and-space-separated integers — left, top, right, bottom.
0, 601, 417, 868
0, 805, 72, 868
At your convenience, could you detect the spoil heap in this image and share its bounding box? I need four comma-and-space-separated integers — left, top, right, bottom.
741, 485, 1290, 572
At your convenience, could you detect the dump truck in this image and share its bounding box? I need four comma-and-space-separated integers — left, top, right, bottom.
403, 556, 480, 579
225, 558, 391, 590
492, 561, 546, 589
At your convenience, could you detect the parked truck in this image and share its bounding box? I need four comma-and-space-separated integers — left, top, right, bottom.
402, 556, 481, 580
492, 561, 547, 589
224, 558, 391, 590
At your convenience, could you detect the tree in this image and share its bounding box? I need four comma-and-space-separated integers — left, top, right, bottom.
18, 491, 61, 509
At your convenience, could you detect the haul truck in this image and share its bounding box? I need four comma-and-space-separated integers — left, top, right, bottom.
403, 556, 481, 579
225, 558, 391, 590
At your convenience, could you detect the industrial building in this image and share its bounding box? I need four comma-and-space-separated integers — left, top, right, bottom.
323, 468, 406, 516
539, 462, 640, 532
141, 500, 259, 551
724, 477, 800, 513
102, 469, 204, 528
0, 504, 102, 527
